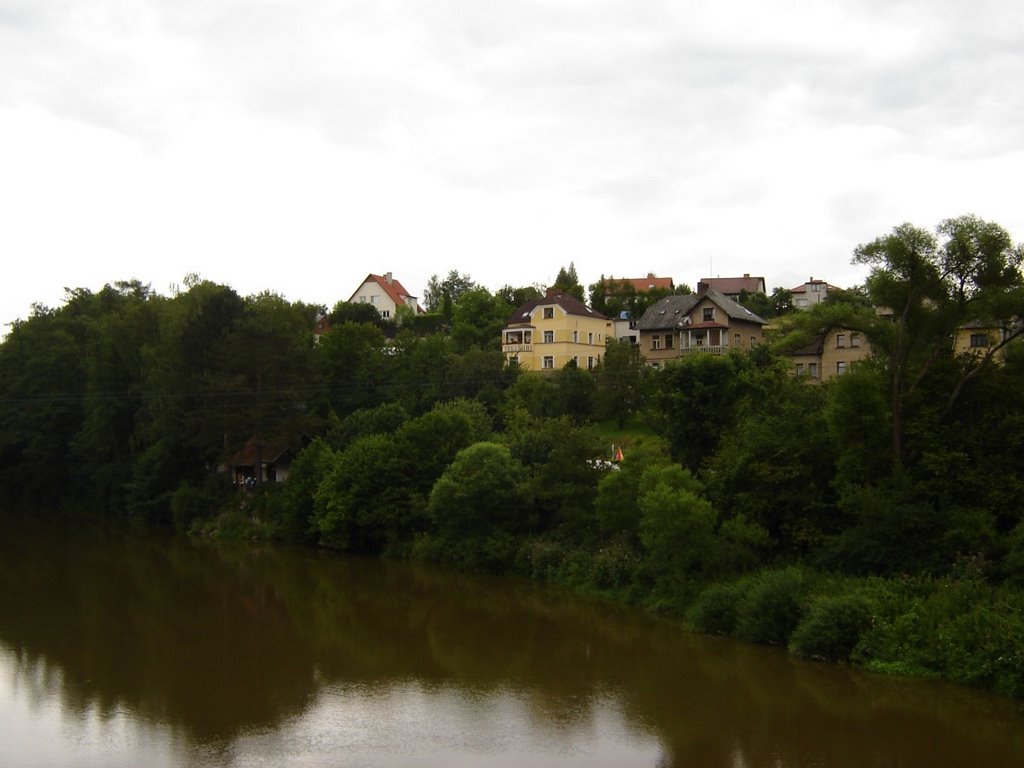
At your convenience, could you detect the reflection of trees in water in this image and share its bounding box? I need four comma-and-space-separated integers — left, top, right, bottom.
2, 524, 1024, 766
0, 525, 318, 743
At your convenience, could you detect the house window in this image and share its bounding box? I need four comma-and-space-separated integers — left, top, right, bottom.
572, 330, 579, 343
750, 337, 757, 347
809, 363, 818, 378
664, 334, 673, 350
836, 333, 846, 348
811, 283, 821, 292
543, 356, 554, 369
734, 333, 741, 348
587, 357, 594, 370
970, 333, 989, 348
572, 356, 579, 366
370, 295, 379, 305
850, 332, 861, 347
795, 298, 808, 307
381, 310, 391, 318
588, 332, 594, 344
836, 361, 847, 376
544, 330, 554, 343
795, 363, 805, 376
359, 296, 366, 303
651, 337, 662, 350
543, 307, 554, 319
703, 307, 714, 322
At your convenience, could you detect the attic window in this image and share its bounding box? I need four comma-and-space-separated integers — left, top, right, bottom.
543, 307, 554, 319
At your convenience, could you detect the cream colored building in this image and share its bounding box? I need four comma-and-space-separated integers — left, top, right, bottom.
635, 288, 766, 367
502, 290, 611, 371
788, 277, 841, 310
785, 327, 873, 382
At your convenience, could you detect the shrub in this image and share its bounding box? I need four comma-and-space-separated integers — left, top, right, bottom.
686, 581, 748, 635
790, 593, 872, 662
735, 567, 811, 646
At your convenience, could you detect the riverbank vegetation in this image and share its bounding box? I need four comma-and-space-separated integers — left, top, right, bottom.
2, 216, 1024, 697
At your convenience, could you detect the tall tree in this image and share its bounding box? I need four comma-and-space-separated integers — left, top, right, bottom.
422, 270, 478, 313
551, 262, 585, 301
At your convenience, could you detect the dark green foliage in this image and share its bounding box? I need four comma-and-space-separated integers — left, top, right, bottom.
327, 403, 409, 450
686, 582, 747, 636
647, 353, 755, 470
594, 339, 646, 428
328, 301, 382, 326
704, 365, 836, 554
734, 568, 812, 646
426, 442, 526, 571
450, 288, 512, 352
270, 438, 337, 542
790, 593, 873, 662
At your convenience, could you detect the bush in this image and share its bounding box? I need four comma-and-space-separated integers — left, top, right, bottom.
790, 593, 872, 662
686, 582, 747, 636
735, 568, 811, 646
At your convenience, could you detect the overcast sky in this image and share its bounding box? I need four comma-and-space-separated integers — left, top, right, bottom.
2, 0, 1023, 328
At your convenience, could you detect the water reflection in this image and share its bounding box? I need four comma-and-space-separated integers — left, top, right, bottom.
2, 522, 1024, 767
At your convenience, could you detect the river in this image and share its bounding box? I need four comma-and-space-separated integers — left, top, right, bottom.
1, 522, 1023, 767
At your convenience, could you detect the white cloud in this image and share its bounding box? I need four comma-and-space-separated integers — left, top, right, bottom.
2, 0, 1024, 331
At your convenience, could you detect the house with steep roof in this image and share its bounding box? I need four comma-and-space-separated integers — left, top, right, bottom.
347, 272, 423, 319
697, 274, 766, 301
789, 277, 841, 309
501, 289, 611, 371
636, 287, 767, 367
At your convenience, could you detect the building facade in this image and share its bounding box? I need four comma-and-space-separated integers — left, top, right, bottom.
501, 290, 611, 371
636, 288, 767, 367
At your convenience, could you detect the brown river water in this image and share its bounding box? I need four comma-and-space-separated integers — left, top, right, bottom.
1, 522, 1023, 767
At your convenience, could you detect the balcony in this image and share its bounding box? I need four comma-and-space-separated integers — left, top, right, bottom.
679, 345, 727, 356
503, 343, 533, 353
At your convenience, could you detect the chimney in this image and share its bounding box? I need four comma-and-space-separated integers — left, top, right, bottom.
385, 272, 393, 284
743, 273, 750, 278
546, 287, 563, 297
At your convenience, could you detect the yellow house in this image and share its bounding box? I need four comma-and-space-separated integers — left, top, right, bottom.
783, 326, 873, 382
952, 320, 1015, 362
502, 290, 611, 371
635, 288, 766, 367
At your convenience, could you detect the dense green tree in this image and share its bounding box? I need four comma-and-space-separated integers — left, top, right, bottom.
704, 368, 837, 554
314, 321, 388, 416
595, 339, 645, 427
588, 276, 692, 320
496, 284, 542, 308
427, 442, 527, 570
450, 288, 512, 352
551, 262, 585, 301
647, 353, 756, 471
423, 270, 478, 312
328, 301, 382, 326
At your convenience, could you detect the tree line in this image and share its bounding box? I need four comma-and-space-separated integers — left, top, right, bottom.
2, 215, 1024, 695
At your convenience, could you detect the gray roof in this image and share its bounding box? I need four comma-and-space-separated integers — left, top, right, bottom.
636, 287, 766, 330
